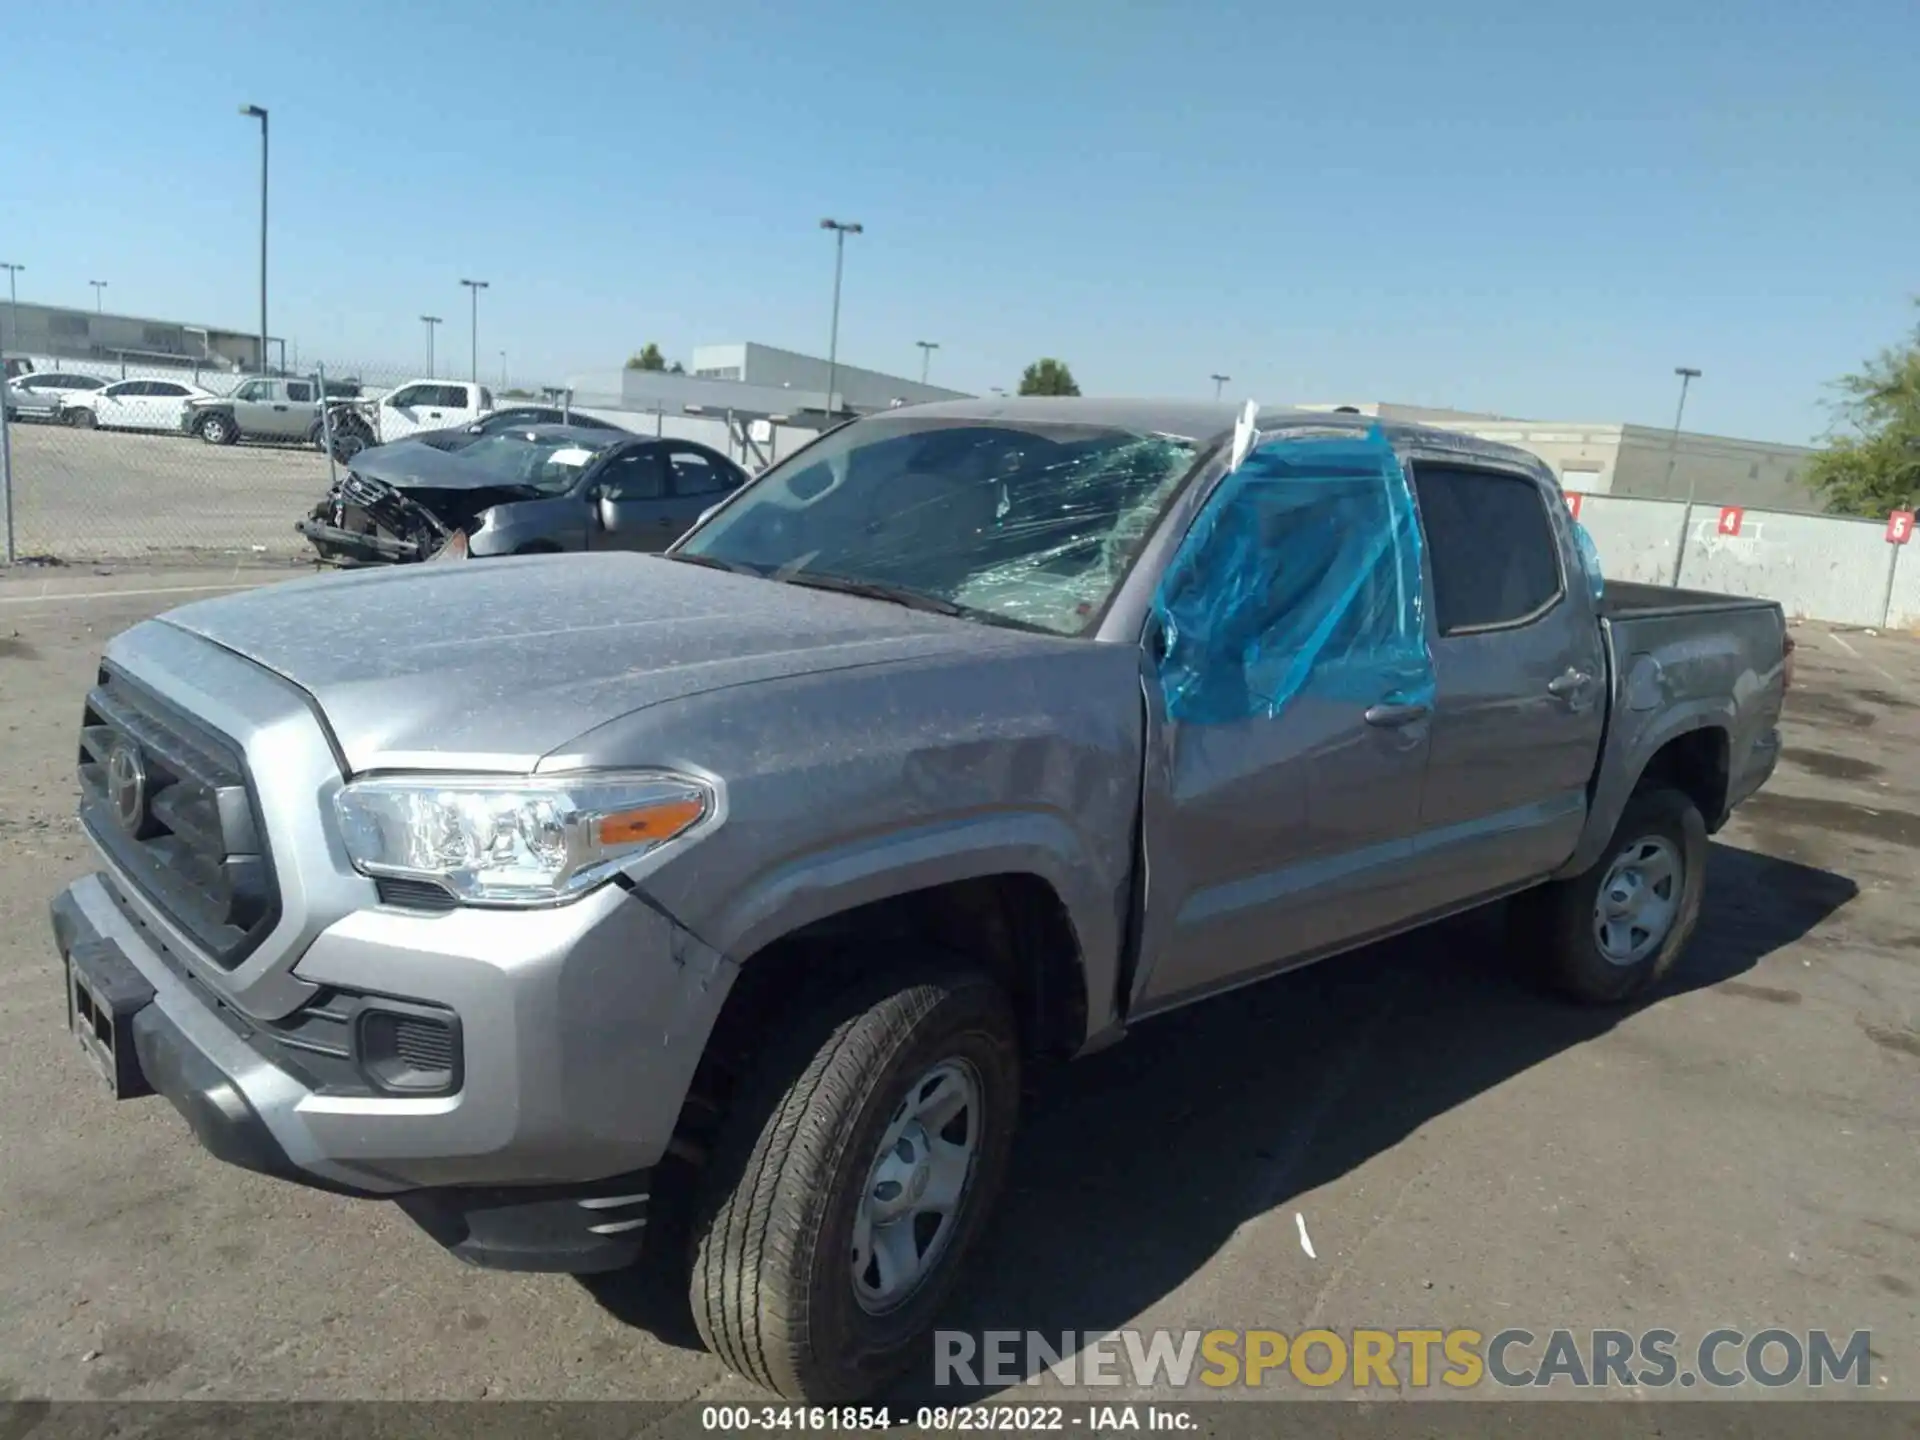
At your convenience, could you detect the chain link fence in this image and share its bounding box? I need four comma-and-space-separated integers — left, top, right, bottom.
0, 361, 815, 569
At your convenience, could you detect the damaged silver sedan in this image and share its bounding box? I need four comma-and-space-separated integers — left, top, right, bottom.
297, 425, 749, 564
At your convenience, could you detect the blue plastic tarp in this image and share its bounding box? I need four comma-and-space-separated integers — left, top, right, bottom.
1152, 425, 1435, 725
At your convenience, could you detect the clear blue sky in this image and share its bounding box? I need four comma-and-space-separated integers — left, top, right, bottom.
5, 0, 1914, 443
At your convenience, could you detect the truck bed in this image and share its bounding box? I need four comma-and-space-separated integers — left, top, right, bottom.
1597, 579, 1781, 621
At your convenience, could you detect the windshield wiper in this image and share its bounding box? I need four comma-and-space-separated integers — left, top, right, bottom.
776, 571, 967, 616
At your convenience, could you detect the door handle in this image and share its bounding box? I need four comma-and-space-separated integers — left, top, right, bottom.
1364, 700, 1431, 728
1547, 669, 1594, 699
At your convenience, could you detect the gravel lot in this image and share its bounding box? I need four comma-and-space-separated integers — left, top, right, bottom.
4, 422, 333, 563
0, 573, 1914, 1416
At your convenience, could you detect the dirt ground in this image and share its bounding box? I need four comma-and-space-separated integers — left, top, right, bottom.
0, 570, 1914, 1416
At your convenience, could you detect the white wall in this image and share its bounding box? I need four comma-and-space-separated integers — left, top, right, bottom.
1577, 491, 1917, 630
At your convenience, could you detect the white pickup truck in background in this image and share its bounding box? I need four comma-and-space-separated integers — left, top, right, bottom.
324, 379, 495, 459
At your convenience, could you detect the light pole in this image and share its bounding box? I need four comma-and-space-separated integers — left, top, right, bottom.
1210, 373, 1230, 399
499, 350, 507, 390
0, 263, 21, 355
1666, 366, 1703, 586
420, 315, 442, 377
459, 279, 488, 383
89, 280, 108, 314
239, 105, 268, 373
916, 340, 939, 385
818, 219, 862, 417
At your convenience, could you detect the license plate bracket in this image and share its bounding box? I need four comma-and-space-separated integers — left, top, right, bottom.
65, 937, 157, 1099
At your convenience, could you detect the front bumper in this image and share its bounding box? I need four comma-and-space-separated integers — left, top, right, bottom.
50, 869, 728, 1271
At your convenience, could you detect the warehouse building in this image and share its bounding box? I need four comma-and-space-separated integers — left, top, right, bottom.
687, 341, 969, 411
1299, 402, 1820, 513
565, 339, 972, 429
1, 301, 268, 377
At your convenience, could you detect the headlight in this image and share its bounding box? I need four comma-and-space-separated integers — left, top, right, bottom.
333, 771, 711, 907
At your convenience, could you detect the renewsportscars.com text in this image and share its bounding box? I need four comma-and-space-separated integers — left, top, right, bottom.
934, 1327, 1873, 1390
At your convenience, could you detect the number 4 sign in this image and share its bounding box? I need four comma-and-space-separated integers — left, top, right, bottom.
1717, 506, 1744, 536
1889, 510, 1916, 545
1564, 491, 1583, 519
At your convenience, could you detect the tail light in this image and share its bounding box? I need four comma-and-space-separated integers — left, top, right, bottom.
1782, 631, 1796, 691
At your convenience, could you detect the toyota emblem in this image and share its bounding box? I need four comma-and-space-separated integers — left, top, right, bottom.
106, 737, 147, 835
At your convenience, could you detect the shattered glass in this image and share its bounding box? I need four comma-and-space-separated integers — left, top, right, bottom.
1151, 425, 1434, 725
681, 418, 1202, 635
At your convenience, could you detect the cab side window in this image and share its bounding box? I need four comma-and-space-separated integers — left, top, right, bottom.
1411, 466, 1563, 634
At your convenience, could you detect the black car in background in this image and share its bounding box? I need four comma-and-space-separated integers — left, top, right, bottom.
413, 406, 629, 453
298, 424, 749, 565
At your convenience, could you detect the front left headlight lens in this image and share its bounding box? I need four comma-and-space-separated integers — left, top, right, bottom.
333, 771, 711, 907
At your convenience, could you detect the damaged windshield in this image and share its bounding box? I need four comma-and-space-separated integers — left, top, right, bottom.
457, 433, 613, 494
675, 417, 1202, 634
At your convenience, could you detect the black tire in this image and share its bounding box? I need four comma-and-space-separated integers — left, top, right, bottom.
329, 426, 371, 463
513, 542, 561, 555
689, 964, 1020, 1401
198, 412, 236, 446
66, 407, 97, 429
1514, 786, 1707, 1005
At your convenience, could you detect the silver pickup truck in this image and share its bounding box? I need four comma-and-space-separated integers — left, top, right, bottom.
50, 399, 1788, 1401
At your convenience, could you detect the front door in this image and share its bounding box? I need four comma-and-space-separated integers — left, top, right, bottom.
588, 447, 681, 551
1395, 461, 1607, 908
1132, 430, 1438, 1014
230, 379, 276, 435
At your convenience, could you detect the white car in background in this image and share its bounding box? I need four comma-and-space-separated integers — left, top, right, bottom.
62, 377, 217, 433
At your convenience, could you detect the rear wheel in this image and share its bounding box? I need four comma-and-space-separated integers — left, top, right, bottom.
1514, 786, 1706, 1004
66, 407, 97, 429
689, 964, 1020, 1401
197, 412, 235, 445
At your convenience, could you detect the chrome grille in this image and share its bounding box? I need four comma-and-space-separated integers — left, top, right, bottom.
78, 666, 277, 969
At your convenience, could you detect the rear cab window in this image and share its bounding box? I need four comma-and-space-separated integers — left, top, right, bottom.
1411, 464, 1564, 634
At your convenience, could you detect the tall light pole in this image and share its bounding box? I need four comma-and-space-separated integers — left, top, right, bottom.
89, 280, 108, 314
916, 339, 939, 385
420, 315, 442, 377
239, 105, 268, 373
459, 279, 489, 383
818, 219, 862, 417
0, 263, 22, 355
1666, 366, 1703, 586
499, 349, 507, 390
1210, 373, 1230, 399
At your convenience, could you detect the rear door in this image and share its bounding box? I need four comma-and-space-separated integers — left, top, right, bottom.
270, 379, 317, 437
1397, 460, 1606, 907
140, 381, 197, 432
588, 445, 681, 551
663, 445, 744, 543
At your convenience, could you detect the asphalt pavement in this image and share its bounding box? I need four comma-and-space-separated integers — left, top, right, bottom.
0, 573, 1913, 1413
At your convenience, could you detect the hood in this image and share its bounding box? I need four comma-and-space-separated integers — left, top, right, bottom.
345, 438, 508, 491
156, 552, 1044, 772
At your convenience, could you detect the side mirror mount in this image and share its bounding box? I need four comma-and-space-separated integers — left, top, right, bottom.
596, 495, 620, 533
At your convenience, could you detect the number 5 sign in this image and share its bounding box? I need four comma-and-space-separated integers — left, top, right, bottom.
1889, 510, 1916, 545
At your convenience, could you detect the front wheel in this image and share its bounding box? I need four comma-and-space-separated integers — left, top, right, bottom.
66, 407, 97, 429
198, 412, 235, 445
689, 965, 1020, 1401
1514, 786, 1707, 1005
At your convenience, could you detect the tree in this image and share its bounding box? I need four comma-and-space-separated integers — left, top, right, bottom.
669, 361, 685, 375
1806, 300, 1920, 518
1018, 358, 1081, 397
626, 343, 668, 371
